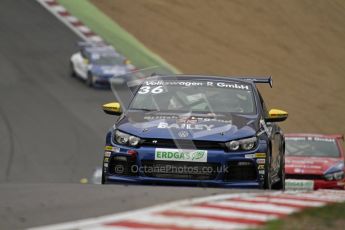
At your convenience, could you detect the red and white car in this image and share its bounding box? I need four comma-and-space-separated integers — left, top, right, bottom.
285, 133, 345, 190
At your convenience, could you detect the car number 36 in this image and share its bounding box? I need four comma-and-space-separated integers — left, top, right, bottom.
138, 86, 164, 94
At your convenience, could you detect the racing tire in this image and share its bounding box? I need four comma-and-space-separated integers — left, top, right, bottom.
86, 72, 93, 88
70, 62, 76, 78
264, 150, 272, 190
272, 153, 285, 190
101, 166, 106, 184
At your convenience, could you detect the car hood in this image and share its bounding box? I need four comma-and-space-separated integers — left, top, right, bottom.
116, 111, 259, 141
285, 156, 341, 175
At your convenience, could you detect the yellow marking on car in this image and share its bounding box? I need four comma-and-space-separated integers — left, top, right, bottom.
255, 153, 266, 158
104, 146, 113, 151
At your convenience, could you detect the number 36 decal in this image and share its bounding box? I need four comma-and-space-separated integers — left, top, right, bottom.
138, 86, 164, 94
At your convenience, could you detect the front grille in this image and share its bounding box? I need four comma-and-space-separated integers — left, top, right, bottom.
108, 156, 137, 176
141, 139, 225, 150
141, 160, 220, 180
224, 161, 257, 181
286, 174, 324, 180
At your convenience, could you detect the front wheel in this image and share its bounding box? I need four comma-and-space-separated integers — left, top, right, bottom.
101, 167, 106, 184
86, 72, 93, 87
264, 150, 272, 190
70, 62, 76, 78
272, 155, 285, 190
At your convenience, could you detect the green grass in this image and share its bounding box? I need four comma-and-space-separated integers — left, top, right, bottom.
58, 0, 180, 74
258, 202, 345, 230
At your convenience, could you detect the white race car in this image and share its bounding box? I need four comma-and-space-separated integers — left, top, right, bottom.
70, 42, 135, 87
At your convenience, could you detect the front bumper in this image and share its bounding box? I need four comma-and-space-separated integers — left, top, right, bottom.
314, 179, 345, 190
102, 142, 268, 188
93, 75, 111, 87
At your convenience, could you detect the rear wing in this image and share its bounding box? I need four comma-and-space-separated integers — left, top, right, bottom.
237, 77, 273, 88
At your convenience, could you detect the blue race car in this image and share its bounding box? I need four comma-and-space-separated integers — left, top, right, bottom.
101, 75, 288, 189
70, 42, 135, 87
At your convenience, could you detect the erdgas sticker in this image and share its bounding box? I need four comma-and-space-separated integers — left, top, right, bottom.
155, 148, 207, 162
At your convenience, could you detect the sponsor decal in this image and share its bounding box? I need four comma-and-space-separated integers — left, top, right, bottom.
177, 117, 198, 124
105, 146, 113, 151
285, 179, 314, 191
257, 165, 265, 170
103, 163, 108, 167
142, 80, 250, 91
157, 122, 214, 131
104, 146, 120, 152
255, 153, 266, 158
257, 159, 266, 164
144, 115, 232, 124
215, 82, 249, 90
104, 151, 111, 157
259, 170, 265, 175
155, 148, 207, 162
286, 136, 335, 142
104, 157, 109, 163
314, 137, 335, 142
144, 80, 204, 87
285, 137, 306, 141
245, 154, 255, 158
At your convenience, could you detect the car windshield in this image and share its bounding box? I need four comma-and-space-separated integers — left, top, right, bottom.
285, 136, 340, 157
129, 79, 256, 114
92, 55, 123, 66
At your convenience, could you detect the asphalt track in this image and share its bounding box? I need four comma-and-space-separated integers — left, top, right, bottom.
0, 1, 260, 229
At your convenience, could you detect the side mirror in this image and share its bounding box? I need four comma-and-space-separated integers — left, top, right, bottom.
266, 109, 288, 122
102, 102, 122, 116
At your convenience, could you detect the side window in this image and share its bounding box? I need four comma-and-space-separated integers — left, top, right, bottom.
258, 91, 269, 118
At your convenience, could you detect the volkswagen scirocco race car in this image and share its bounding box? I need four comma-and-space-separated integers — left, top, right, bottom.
101, 74, 288, 189
70, 42, 135, 87
285, 133, 345, 190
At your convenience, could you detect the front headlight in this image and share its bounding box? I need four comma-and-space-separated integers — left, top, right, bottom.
324, 162, 345, 181
226, 137, 257, 151
114, 130, 141, 147
324, 171, 344, 181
